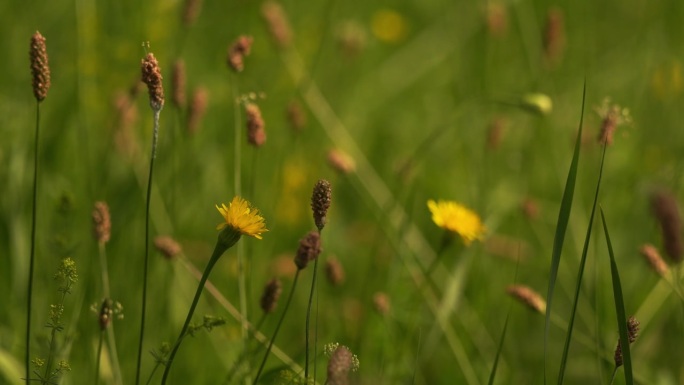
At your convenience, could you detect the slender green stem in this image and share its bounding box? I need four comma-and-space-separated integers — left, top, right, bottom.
161, 237, 233, 384
98, 243, 123, 384
609, 367, 618, 384
136, 108, 161, 385
254, 270, 301, 384
305, 255, 320, 380
26, 101, 40, 385
222, 315, 266, 384
95, 330, 104, 384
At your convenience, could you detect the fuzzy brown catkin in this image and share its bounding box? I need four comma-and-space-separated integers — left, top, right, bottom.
650, 190, 683, 263
30, 31, 51, 102
311, 180, 332, 231
92, 201, 111, 244
260, 278, 282, 313
294, 231, 321, 270
141, 53, 165, 111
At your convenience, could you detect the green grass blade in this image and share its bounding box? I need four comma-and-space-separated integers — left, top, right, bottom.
543, 81, 586, 383
600, 208, 633, 385
557, 141, 607, 385
487, 310, 510, 385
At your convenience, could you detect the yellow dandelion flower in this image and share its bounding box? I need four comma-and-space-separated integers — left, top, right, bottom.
216, 196, 268, 239
427, 199, 486, 245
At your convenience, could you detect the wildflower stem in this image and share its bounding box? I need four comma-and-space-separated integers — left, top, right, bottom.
161, 237, 233, 384
254, 270, 301, 384
25, 102, 41, 385
98, 243, 123, 385
136, 108, 160, 385
305, 254, 320, 380
95, 330, 104, 384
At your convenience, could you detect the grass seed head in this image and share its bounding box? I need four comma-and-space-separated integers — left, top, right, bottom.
30, 31, 51, 102
650, 189, 683, 263
311, 179, 332, 231
171, 59, 186, 109
261, 1, 293, 48
141, 53, 165, 111
227, 35, 253, 72
372, 292, 391, 316
245, 103, 266, 147
260, 278, 282, 314
325, 257, 345, 286
294, 231, 322, 270
182, 0, 203, 27
326, 345, 353, 385
92, 201, 111, 244
154, 236, 182, 260
614, 316, 640, 367
187, 86, 208, 135
639, 244, 669, 277
327, 149, 356, 174
506, 285, 546, 314
543, 7, 565, 67
287, 100, 307, 132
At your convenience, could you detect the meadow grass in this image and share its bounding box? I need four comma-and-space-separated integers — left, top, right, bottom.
3, 0, 684, 384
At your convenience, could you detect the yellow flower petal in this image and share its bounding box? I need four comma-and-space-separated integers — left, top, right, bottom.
427, 199, 486, 245
216, 197, 268, 239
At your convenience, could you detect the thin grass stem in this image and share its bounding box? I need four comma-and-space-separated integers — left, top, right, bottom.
97, 243, 123, 384
25, 102, 41, 385
136, 108, 161, 385
95, 330, 104, 384
304, 253, 320, 380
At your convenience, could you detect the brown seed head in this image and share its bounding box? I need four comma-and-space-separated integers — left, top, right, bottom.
639, 244, 669, 277
311, 179, 332, 231
261, 1, 293, 48
286, 100, 307, 132
506, 285, 546, 314
171, 59, 186, 109
187, 87, 208, 135
614, 316, 640, 367
485, 3, 509, 38
227, 35, 254, 73
543, 8, 565, 67
326, 346, 352, 385
141, 53, 165, 111
30, 31, 51, 102
245, 103, 267, 147
650, 189, 683, 263
294, 231, 322, 270
325, 257, 345, 286
372, 292, 391, 316
521, 197, 540, 220
327, 149, 356, 174
486, 117, 507, 150
92, 201, 111, 244
260, 278, 282, 314
154, 236, 182, 260
182, 0, 203, 27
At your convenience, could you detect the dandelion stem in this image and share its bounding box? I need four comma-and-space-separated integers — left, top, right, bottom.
136, 109, 160, 385
254, 270, 301, 384
25, 101, 40, 385
161, 238, 233, 384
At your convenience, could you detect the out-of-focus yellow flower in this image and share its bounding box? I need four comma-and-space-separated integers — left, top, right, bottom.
371, 9, 408, 43
216, 196, 268, 239
427, 200, 486, 245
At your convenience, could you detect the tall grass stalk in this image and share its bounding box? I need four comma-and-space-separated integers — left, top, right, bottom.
304, 254, 320, 380
136, 108, 161, 385
26, 101, 41, 385
96, 243, 122, 384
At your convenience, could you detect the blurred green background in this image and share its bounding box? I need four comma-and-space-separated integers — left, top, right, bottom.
2, 0, 684, 384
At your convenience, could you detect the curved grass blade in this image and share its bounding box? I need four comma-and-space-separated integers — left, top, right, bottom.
600, 208, 633, 385
488, 258, 520, 385
543, 81, 586, 383
556, 142, 607, 385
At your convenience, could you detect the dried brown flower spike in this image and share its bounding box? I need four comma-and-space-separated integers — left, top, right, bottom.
294, 231, 322, 270
141, 53, 165, 111
92, 201, 111, 244
187, 87, 208, 135
261, 1, 293, 49
154, 236, 182, 260
259, 278, 282, 313
543, 7, 565, 67
171, 59, 186, 109
506, 285, 546, 314
311, 179, 332, 231
325, 257, 345, 286
182, 0, 203, 27
639, 244, 669, 277
227, 35, 254, 72
327, 149, 356, 174
614, 316, 640, 368
245, 103, 266, 147
594, 98, 631, 146
326, 346, 352, 385
30, 31, 51, 102
287, 100, 307, 132
650, 189, 683, 263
